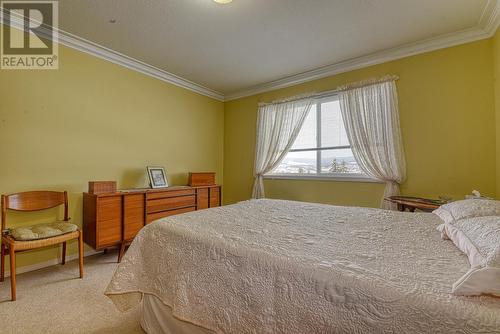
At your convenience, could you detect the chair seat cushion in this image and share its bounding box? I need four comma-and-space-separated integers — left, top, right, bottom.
9, 222, 78, 241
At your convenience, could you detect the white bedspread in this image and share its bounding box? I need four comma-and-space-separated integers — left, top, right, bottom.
105, 199, 500, 333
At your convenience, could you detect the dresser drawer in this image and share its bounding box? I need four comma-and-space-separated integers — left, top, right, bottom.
96, 196, 122, 248
146, 206, 195, 223
97, 195, 122, 221
123, 193, 145, 241
147, 189, 195, 200
147, 195, 196, 213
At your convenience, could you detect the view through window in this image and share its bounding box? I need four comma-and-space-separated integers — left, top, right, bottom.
269, 96, 363, 176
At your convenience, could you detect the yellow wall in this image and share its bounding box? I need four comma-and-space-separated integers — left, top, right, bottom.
0, 44, 224, 270
494, 28, 500, 196
224, 40, 496, 206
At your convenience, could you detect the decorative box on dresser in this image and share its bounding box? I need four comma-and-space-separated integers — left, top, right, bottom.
83, 185, 221, 262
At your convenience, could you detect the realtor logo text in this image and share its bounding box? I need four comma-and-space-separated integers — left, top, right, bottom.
1, 1, 59, 69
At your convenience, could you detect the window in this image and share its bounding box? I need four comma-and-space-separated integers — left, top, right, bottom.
267, 96, 366, 179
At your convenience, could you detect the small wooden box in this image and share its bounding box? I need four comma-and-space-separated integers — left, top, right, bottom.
88, 181, 117, 194
188, 172, 215, 186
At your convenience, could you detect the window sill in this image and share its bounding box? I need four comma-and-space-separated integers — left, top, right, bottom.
263, 174, 383, 183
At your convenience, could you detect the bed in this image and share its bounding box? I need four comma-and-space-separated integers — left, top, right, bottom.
105, 199, 500, 333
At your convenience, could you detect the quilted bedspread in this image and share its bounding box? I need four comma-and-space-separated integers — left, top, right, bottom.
105, 199, 500, 333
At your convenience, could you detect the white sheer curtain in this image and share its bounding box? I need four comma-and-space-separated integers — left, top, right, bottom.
338, 76, 406, 210
252, 98, 314, 198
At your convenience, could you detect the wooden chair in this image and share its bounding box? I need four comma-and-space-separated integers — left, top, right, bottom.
0, 191, 84, 301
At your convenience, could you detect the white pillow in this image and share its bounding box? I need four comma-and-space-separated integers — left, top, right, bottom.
433, 199, 500, 223
437, 216, 500, 296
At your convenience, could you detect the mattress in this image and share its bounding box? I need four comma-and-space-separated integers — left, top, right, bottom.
105, 199, 500, 333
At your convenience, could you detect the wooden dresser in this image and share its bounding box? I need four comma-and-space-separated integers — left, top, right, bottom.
83, 185, 221, 261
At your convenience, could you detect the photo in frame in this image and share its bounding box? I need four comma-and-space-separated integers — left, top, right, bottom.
147, 166, 168, 188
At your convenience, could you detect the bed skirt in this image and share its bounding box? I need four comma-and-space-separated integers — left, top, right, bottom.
141, 294, 214, 334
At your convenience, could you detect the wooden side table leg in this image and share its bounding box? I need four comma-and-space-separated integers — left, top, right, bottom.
397, 203, 405, 212
118, 242, 126, 263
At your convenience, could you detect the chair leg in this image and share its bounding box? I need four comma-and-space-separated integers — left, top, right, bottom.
62, 242, 67, 265
78, 232, 84, 279
1, 242, 5, 282
9, 246, 16, 301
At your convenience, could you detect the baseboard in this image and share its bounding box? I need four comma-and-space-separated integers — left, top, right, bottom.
3, 250, 104, 278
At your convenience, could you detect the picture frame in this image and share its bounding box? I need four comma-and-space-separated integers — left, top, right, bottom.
147, 166, 169, 189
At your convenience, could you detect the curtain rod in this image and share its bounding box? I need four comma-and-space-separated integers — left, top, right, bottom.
258, 75, 399, 107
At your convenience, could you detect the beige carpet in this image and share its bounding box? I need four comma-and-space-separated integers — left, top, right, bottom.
0, 253, 143, 334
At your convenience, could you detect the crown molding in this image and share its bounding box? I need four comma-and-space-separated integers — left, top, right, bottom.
0, 10, 225, 102
225, 0, 500, 101
57, 31, 225, 101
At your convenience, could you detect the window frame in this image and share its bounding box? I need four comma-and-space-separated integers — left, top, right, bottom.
264, 95, 378, 182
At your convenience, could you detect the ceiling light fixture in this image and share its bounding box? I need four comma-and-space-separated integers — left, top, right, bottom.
213, 0, 232, 4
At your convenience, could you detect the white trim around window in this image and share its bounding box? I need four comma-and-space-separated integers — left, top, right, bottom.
263, 173, 381, 183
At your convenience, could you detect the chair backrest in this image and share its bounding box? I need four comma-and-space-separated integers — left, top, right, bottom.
1, 191, 68, 231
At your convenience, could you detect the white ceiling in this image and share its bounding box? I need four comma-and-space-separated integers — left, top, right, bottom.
51, 0, 497, 99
